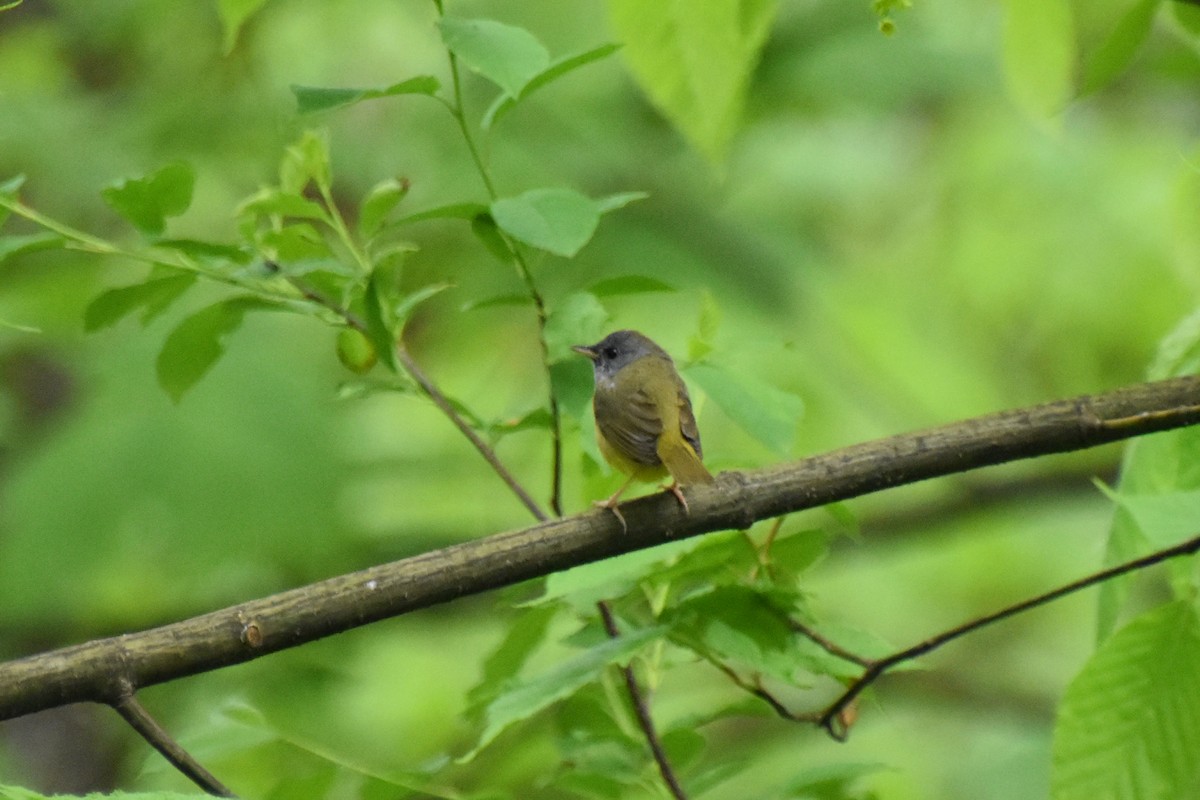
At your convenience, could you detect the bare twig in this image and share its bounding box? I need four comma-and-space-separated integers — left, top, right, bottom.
110, 682, 235, 797
2, 376, 1199, 722
268, 265, 549, 522
816, 530, 1200, 740
597, 601, 688, 800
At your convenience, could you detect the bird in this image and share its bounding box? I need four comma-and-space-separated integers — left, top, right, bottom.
573, 329, 713, 527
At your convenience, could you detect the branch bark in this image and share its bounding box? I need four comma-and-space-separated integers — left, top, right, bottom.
1, 375, 1198, 722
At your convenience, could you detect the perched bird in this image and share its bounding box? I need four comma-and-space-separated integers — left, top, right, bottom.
573, 330, 713, 526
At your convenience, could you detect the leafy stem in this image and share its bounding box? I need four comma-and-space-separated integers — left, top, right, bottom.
438, 21, 565, 517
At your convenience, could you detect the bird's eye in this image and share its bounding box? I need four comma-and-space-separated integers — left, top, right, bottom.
603, 346, 619, 360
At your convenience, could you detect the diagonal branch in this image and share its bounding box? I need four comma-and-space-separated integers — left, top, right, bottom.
816, 529, 1200, 739
1, 375, 1198, 722
110, 683, 236, 797
597, 601, 689, 800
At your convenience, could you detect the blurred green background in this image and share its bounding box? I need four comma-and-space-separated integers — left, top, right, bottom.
1, 0, 1198, 797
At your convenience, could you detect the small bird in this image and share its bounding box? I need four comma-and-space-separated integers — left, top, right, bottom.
573, 330, 713, 526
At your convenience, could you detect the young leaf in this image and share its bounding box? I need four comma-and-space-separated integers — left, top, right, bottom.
0, 173, 25, 197
393, 282, 453, 324
588, 275, 675, 297
685, 361, 804, 457
459, 624, 664, 762
362, 268, 399, 372
1002, 0, 1074, 118
1077, 0, 1158, 94
156, 296, 277, 402
85, 273, 197, 331
357, 177, 410, 238
438, 17, 550, 98
0, 318, 40, 334
595, 190, 648, 214
466, 604, 559, 718
607, 0, 778, 164
101, 162, 195, 236
236, 188, 329, 222
469, 212, 513, 263
482, 42, 621, 130
154, 239, 251, 265
490, 188, 600, 257
280, 130, 330, 193
0, 233, 63, 264
395, 202, 489, 226
217, 0, 267, 53
291, 76, 441, 115
544, 291, 609, 362
1052, 602, 1200, 800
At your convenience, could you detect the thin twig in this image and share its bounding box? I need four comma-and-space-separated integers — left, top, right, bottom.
440, 40, 564, 517
111, 682, 235, 797
817, 530, 1200, 739
789, 618, 873, 668
268, 265, 549, 522
597, 601, 689, 800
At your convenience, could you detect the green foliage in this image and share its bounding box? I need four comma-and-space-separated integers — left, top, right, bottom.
102, 162, 195, 237
1052, 602, 1200, 800
607, 0, 779, 163
1, 0, 1200, 797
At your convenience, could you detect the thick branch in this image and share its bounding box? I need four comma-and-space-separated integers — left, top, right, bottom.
1, 375, 1198, 721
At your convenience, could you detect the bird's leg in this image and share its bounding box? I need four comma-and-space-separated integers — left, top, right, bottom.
594, 474, 637, 532
663, 480, 689, 513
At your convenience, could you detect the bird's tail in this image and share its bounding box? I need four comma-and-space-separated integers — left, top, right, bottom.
658, 436, 714, 485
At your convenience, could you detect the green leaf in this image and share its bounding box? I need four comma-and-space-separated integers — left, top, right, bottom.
1077, 0, 1158, 94
1174, 2, 1200, 37
438, 17, 550, 97
236, 188, 329, 222
588, 275, 676, 297
101, 162, 195, 236
291, 76, 441, 114
469, 212, 514, 262
665, 585, 813, 683
217, 0, 267, 53
490, 188, 600, 257
0, 232, 63, 264
460, 625, 664, 762
607, 0, 778, 164
394, 282, 453, 324
84, 273, 197, 331
544, 291, 609, 362
461, 293, 531, 312
1002, 0, 1074, 118
482, 42, 621, 130
280, 130, 330, 193
466, 604, 559, 717
156, 297, 277, 402
153, 239, 251, 264
362, 268, 399, 372
0, 1, 26, 11
396, 202, 490, 226
357, 177, 410, 238
0, 174, 25, 197
685, 361, 804, 456
1052, 602, 1200, 800
595, 191, 648, 214
0, 317, 39, 334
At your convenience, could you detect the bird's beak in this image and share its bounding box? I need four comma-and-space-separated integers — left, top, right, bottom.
572, 344, 598, 361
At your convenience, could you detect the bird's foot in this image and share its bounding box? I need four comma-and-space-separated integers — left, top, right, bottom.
663, 481, 689, 513
593, 498, 628, 533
